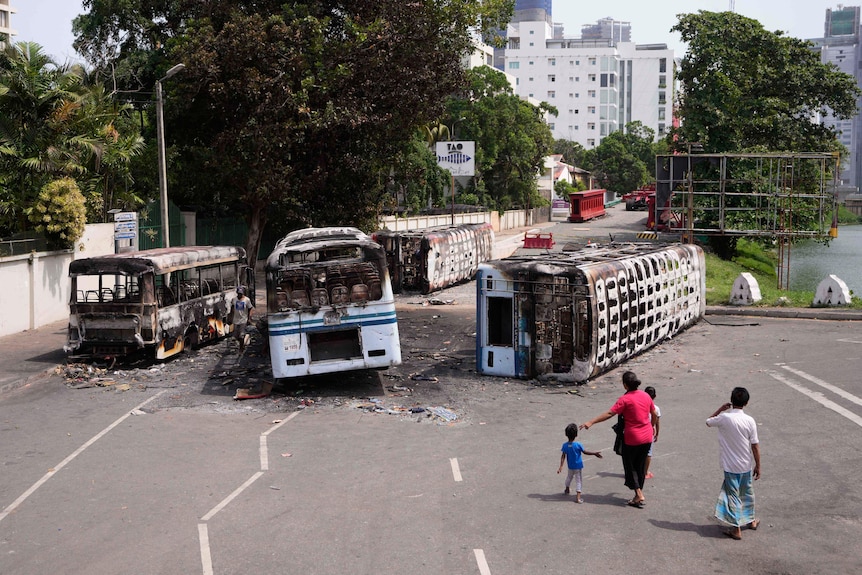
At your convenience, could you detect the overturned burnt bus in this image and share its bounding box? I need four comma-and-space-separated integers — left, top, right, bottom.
373, 223, 494, 294
476, 243, 705, 381
66, 246, 253, 360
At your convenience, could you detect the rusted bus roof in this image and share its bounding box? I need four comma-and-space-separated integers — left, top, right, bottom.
266, 227, 384, 270
374, 222, 493, 242
69, 246, 246, 276
485, 242, 698, 275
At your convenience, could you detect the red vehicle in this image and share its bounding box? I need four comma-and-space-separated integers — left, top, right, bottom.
622, 184, 655, 211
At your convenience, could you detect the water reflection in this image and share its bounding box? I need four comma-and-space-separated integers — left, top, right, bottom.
790, 225, 862, 294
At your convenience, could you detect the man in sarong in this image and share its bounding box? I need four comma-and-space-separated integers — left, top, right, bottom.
706, 387, 761, 540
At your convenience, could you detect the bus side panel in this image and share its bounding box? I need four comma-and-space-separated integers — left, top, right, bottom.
155, 291, 234, 360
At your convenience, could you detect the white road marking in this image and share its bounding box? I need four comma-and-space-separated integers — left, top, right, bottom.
474, 549, 492, 575
198, 523, 214, 575
0, 390, 167, 524
767, 371, 862, 428
778, 364, 862, 408
837, 339, 862, 344
450, 458, 463, 482
259, 435, 269, 470
262, 410, 301, 436
198, 410, 304, 574
201, 471, 264, 522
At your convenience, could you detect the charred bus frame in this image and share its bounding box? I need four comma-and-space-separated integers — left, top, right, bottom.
476, 243, 705, 382
66, 246, 253, 360
373, 223, 494, 294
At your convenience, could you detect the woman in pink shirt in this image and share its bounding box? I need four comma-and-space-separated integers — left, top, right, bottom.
580, 371, 658, 508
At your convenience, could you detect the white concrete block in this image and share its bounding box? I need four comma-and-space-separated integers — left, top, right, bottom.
813, 275, 852, 306
729, 272, 762, 306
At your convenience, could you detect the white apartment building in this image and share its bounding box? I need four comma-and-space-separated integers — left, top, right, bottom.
503, 18, 673, 147
0, 0, 16, 47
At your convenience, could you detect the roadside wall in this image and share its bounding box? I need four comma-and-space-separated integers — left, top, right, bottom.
379, 209, 540, 233
0, 223, 115, 337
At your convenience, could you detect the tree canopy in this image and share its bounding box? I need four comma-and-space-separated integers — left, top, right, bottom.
444, 66, 555, 211
0, 42, 143, 239
672, 11, 860, 153
70, 0, 514, 265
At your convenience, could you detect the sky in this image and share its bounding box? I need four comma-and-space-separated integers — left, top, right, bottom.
7, 0, 853, 65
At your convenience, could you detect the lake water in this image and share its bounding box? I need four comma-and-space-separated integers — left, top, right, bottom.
789, 225, 862, 294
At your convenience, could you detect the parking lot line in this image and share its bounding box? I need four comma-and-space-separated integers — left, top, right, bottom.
0, 390, 167, 524
768, 370, 862, 427
450, 457, 463, 482
474, 549, 491, 575
779, 364, 862, 408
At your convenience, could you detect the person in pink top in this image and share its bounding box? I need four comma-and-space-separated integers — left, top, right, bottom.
580, 371, 658, 508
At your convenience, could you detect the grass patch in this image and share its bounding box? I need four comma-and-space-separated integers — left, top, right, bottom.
704, 238, 862, 308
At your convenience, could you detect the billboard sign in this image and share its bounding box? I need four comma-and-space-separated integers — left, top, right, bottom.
436, 141, 475, 177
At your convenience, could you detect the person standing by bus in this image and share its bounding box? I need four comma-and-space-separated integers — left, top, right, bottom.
232, 287, 254, 353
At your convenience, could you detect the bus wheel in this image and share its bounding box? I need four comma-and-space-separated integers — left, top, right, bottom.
184, 328, 200, 350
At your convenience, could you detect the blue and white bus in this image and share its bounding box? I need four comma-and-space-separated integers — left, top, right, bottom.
264, 227, 402, 378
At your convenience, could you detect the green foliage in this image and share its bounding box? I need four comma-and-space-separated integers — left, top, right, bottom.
836, 205, 862, 225
0, 42, 144, 237
705, 237, 862, 308
77, 0, 512, 265
584, 132, 649, 193
387, 133, 448, 214
672, 11, 861, 153
553, 139, 586, 167
27, 177, 86, 247
445, 67, 554, 211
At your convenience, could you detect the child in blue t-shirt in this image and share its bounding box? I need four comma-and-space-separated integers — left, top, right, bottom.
557, 422, 603, 503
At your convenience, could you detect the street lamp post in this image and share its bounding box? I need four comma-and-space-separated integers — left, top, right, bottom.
156, 63, 185, 248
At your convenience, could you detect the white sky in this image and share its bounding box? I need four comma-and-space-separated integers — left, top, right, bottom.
8, 0, 852, 65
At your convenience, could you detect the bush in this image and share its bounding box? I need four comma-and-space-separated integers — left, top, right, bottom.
27, 177, 87, 248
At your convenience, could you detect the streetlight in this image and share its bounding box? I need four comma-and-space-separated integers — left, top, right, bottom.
156, 63, 185, 248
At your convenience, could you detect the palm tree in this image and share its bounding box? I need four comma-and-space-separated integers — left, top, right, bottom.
0, 42, 144, 236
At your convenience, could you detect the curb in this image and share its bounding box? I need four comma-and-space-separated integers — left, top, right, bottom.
706, 306, 862, 321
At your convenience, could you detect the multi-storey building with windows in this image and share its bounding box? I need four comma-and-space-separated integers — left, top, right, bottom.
810, 5, 862, 190
503, 17, 673, 147
0, 0, 16, 47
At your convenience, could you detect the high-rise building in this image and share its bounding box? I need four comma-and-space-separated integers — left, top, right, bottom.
503, 18, 673, 147
0, 0, 16, 47
581, 18, 631, 43
512, 0, 553, 24
810, 5, 862, 190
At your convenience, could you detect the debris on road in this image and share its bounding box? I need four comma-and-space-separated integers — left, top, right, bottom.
234, 381, 273, 400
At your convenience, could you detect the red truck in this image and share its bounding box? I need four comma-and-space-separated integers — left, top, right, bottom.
622, 184, 655, 211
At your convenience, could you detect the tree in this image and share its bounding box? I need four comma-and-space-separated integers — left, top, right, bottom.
584, 135, 648, 194
445, 66, 555, 211
0, 42, 145, 238
671, 11, 861, 258
75, 1, 514, 267
553, 139, 586, 169
672, 11, 860, 153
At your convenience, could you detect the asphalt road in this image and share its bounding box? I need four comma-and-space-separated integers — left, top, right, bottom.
2, 206, 861, 574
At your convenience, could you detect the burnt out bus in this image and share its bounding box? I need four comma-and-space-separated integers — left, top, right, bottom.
373, 223, 494, 293
66, 246, 253, 360
476, 243, 705, 382
264, 227, 401, 378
